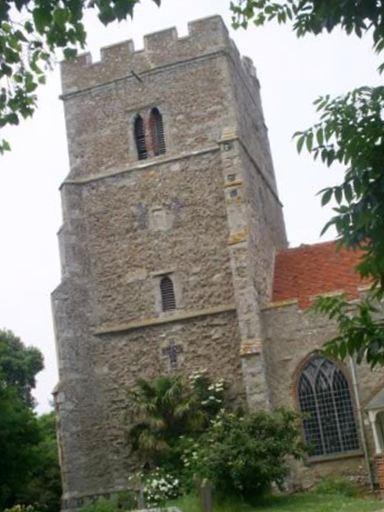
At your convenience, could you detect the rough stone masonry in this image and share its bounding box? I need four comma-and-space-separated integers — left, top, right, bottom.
52, 14, 384, 510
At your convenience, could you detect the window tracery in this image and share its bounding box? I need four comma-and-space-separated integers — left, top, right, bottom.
298, 355, 359, 456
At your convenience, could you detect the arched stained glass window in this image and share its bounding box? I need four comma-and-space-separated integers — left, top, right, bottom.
149, 107, 166, 156
134, 114, 147, 160
298, 356, 359, 457
160, 275, 176, 312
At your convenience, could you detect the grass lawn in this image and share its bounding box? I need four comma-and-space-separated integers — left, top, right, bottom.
168, 492, 384, 512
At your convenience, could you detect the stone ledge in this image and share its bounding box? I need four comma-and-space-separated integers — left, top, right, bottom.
263, 289, 371, 311
61, 145, 220, 187
307, 449, 364, 465
261, 299, 299, 311
309, 290, 345, 302
150, 268, 176, 277
93, 304, 236, 335
358, 284, 372, 292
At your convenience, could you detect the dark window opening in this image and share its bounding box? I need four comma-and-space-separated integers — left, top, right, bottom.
298, 356, 359, 457
134, 114, 147, 160
149, 107, 166, 156
160, 275, 176, 311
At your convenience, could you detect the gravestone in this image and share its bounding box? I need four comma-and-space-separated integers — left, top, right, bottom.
199, 479, 213, 512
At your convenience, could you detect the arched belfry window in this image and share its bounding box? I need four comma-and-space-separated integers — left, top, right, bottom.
149, 107, 166, 156
134, 114, 147, 160
160, 275, 176, 312
297, 356, 359, 457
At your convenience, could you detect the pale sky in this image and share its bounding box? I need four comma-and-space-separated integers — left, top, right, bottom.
0, 0, 381, 413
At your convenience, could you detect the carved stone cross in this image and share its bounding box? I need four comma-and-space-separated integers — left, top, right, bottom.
162, 341, 183, 370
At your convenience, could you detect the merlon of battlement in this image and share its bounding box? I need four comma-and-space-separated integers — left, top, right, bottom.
61, 15, 232, 95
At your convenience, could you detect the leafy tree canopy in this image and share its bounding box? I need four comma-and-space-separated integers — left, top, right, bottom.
231, 0, 384, 367
0, 329, 43, 406
16, 411, 62, 512
0, 384, 41, 509
231, 0, 384, 55
0, 329, 45, 509
0, 0, 160, 153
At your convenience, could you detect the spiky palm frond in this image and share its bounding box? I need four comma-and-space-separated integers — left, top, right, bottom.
128, 373, 225, 466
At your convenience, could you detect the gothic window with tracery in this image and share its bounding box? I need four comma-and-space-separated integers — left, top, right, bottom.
149, 107, 166, 156
297, 355, 359, 457
134, 114, 147, 160
160, 275, 176, 311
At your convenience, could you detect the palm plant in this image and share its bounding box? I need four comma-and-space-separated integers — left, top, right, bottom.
128, 375, 209, 467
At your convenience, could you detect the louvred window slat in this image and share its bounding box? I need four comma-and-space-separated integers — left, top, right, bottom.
160, 276, 176, 311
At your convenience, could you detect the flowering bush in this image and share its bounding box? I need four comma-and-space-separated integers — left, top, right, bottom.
183, 409, 304, 500
141, 469, 181, 507
188, 369, 226, 419
4, 506, 39, 512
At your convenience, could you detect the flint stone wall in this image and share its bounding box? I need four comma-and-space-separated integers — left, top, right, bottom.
262, 300, 384, 487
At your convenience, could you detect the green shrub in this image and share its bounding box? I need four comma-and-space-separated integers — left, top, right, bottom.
314, 476, 360, 497
115, 490, 138, 511
185, 409, 304, 500
78, 498, 119, 512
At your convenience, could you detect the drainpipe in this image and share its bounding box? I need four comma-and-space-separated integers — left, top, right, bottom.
349, 356, 374, 490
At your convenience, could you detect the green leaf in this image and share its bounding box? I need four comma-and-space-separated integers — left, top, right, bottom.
33, 7, 52, 33
316, 128, 324, 146
53, 8, 70, 27
320, 218, 335, 236
344, 182, 353, 203
339, 341, 347, 359
306, 132, 313, 152
321, 188, 333, 206
296, 134, 305, 153
334, 187, 342, 204
1, 22, 12, 33
0, 139, 11, 153
63, 48, 77, 60
24, 21, 34, 33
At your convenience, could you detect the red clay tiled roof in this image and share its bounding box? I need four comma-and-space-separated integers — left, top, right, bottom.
272, 241, 368, 309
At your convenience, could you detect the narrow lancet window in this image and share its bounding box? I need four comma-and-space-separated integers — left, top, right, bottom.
160, 275, 176, 311
149, 107, 166, 156
134, 114, 147, 160
298, 355, 359, 457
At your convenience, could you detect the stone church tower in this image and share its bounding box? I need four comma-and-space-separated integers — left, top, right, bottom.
53, 15, 287, 508
54, 13, 384, 505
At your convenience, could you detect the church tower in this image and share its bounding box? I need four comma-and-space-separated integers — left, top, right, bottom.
53, 16, 287, 509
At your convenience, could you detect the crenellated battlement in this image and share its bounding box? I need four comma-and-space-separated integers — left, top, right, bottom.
61, 15, 232, 95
